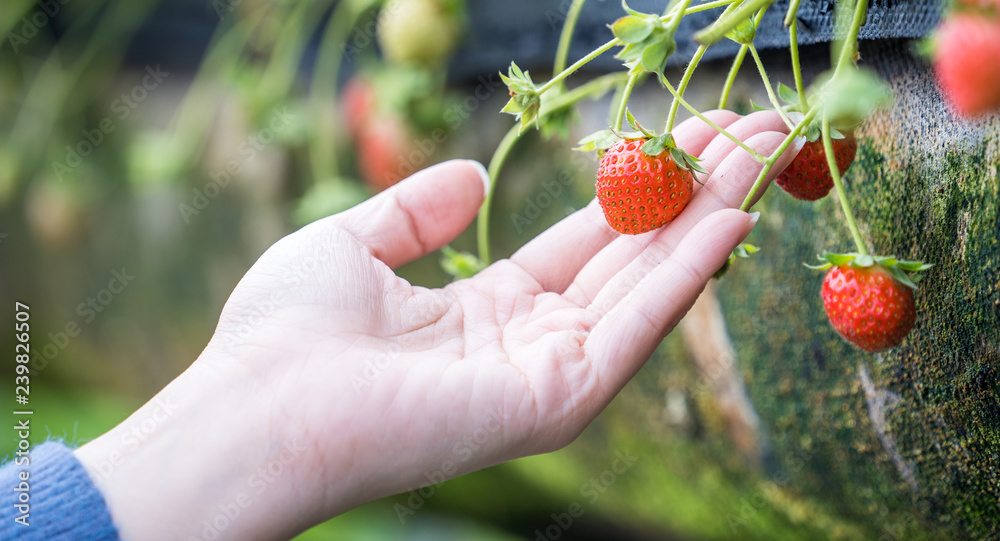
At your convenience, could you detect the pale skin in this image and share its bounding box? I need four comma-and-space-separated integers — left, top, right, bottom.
73, 111, 799, 540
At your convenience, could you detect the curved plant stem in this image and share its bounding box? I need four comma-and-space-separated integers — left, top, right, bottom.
554, 0, 588, 75
537, 38, 619, 95
783, 0, 805, 27
822, 115, 869, 255
308, 0, 376, 185
477, 125, 521, 264
748, 43, 794, 128
833, 0, 869, 76
683, 0, 741, 14
718, 45, 748, 109
665, 44, 707, 133
613, 74, 639, 131
477, 73, 626, 263
660, 73, 765, 161
738, 102, 819, 211
788, 19, 808, 109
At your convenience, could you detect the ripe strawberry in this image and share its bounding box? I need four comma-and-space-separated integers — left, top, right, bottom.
595, 139, 693, 235
775, 134, 857, 201
340, 75, 376, 138
821, 264, 916, 352
357, 113, 414, 192
932, 14, 1000, 117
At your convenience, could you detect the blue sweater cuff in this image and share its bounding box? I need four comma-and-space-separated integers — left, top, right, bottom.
1, 441, 120, 540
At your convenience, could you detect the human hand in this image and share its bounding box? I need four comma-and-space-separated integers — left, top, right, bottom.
74, 110, 799, 540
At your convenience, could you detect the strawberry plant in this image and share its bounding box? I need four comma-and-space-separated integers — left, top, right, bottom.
467, 0, 945, 353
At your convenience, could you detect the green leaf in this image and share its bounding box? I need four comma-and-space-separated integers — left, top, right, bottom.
777, 83, 798, 105
887, 265, 918, 289
440, 246, 486, 280
823, 252, 856, 266
626, 108, 640, 131
575, 129, 620, 152
640, 136, 668, 156
852, 254, 875, 267
804, 261, 834, 270
724, 17, 757, 46
640, 39, 670, 73
501, 97, 525, 114
611, 15, 655, 44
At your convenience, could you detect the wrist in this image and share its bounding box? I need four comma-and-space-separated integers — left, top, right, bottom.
73, 352, 315, 540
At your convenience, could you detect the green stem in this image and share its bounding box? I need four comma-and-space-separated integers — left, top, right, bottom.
694, 0, 775, 45
167, 11, 266, 170
788, 19, 808, 109
665, 44, 707, 133
783, 0, 804, 27
613, 74, 639, 131
681, 0, 741, 14
660, 73, 765, 161
833, 0, 869, 77
537, 38, 619, 95
308, 0, 375, 185
666, 0, 696, 34
738, 103, 819, 211
748, 43, 794, 129
554, 0, 588, 75
822, 115, 869, 255
477, 125, 521, 264
718, 45, 748, 109
478, 73, 626, 263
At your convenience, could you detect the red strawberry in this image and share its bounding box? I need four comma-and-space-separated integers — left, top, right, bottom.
775, 134, 857, 201
357, 113, 414, 192
596, 139, 693, 235
821, 264, 916, 352
341, 76, 376, 138
932, 14, 1000, 117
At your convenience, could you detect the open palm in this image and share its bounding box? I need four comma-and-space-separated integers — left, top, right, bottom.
199, 110, 797, 538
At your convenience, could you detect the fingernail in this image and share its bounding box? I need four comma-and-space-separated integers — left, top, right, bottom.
464, 160, 491, 198
746, 211, 760, 234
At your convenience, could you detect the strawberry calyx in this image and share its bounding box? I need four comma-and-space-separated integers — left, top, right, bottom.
576, 109, 707, 176
500, 62, 542, 133
714, 243, 760, 279
611, 2, 678, 75
805, 252, 933, 290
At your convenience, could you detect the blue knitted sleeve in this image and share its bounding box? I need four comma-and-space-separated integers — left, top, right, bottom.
0, 441, 119, 540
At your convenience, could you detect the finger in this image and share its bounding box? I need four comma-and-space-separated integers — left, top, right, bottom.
327, 160, 490, 269
694, 111, 791, 187
672, 109, 743, 156
563, 129, 799, 308
585, 209, 756, 397
508, 200, 617, 293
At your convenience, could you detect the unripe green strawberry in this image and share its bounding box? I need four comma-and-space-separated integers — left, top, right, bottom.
377, 0, 462, 67
775, 134, 857, 201
822, 264, 916, 352
595, 139, 693, 235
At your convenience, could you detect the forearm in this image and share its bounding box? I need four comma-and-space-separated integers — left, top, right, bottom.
72, 354, 327, 541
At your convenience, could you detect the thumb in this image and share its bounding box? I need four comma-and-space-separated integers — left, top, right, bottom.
326, 160, 490, 269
